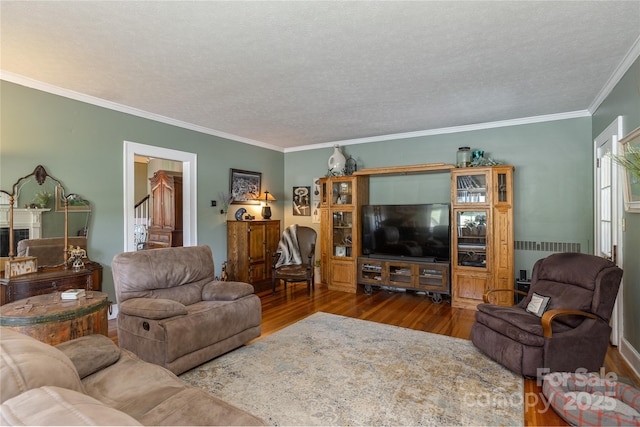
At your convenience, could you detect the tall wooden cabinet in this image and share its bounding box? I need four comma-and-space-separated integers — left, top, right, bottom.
147, 170, 183, 249
319, 176, 369, 293
450, 166, 514, 309
227, 220, 280, 284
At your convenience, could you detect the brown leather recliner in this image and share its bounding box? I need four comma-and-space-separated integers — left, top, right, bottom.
471, 252, 623, 378
272, 225, 317, 296
112, 245, 261, 375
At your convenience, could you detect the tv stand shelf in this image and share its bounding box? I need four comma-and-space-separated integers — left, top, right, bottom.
357, 257, 450, 303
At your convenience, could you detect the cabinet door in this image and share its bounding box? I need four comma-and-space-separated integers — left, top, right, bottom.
492, 167, 513, 206
320, 209, 330, 283
329, 259, 356, 293
264, 221, 280, 280
387, 261, 414, 287
332, 210, 354, 258
453, 209, 489, 270
452, 271, 488, 309
226, 222, 248, 282
452, 170, 489, 205
248, 223, 265, 264
358, 258, 385, 284
491, 205, 513, 305
150, 174, 176, 229
416, 263, 449, 293
331, 178, 355, 206
248, 223, 266, 281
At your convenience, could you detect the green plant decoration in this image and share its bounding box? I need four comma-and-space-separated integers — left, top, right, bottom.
32, 190, 52, 208
608, 145, 640, 180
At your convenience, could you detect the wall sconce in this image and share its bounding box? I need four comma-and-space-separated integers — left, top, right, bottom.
257, 191, 276, 219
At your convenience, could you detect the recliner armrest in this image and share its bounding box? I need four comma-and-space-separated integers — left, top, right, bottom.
56, 335, 121, 379
202, 281, 255, 301
119, 298, 188, 320
541, 309, 598, 338
483, 288, 527, 303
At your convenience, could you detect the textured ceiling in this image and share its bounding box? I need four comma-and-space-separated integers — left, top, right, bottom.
1, 1, 639, 152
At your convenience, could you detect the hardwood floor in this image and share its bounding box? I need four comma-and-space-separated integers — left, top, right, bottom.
108, 283, 639, 426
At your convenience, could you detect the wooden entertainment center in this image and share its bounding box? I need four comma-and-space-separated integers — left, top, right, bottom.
319, 163, 514, 309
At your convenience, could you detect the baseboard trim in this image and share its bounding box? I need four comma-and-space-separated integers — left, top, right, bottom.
108, 303, 119, 320
619, 337, 640, 379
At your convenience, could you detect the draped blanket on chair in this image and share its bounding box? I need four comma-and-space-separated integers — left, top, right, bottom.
275, 224, 302, 268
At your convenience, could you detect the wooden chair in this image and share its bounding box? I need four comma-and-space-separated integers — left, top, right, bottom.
271, 225, 317, 296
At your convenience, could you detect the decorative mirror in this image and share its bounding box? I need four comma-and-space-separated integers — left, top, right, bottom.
0, 165, 91, 273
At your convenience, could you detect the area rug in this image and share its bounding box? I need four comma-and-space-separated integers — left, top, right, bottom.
180, 312, 523, 426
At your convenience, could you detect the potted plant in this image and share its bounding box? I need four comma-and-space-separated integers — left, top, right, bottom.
32, 190, 51, 209
609, 144, 640, 180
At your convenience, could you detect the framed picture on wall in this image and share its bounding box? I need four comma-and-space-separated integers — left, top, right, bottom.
55, 186, 91, 212
618, 127, 640, 213
312, 178, 321, 223
230, 169, 261, 204
293, 186, 311, 216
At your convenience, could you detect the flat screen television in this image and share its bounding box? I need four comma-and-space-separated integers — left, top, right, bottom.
361, 203, 450, 262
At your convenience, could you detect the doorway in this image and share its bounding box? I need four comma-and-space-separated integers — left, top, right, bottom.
123, 141, 198, 252
593, 117, 624, 345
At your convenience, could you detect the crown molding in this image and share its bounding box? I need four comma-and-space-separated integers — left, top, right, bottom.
284, 110, 591, 153
0, 70, 285, 153
589, 35, 640, 114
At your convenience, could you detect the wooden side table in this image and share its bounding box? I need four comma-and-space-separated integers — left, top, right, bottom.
0, 291, 109, 345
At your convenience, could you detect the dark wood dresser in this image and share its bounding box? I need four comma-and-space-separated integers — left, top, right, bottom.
0, 262, 103, 305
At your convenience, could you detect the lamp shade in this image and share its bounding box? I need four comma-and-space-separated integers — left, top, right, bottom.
258, 191, 276, 202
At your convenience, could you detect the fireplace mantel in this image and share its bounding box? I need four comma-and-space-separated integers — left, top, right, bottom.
0, 206, 48, 239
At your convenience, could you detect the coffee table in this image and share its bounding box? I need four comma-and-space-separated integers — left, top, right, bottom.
0, 291, 109, 345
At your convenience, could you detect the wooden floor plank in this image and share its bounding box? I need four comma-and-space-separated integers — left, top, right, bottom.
108, 283, 639, 426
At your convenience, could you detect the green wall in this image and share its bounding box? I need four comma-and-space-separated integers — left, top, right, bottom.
284, 118, 594, 275
0, 81, 285, 301
593, 57, 640, 353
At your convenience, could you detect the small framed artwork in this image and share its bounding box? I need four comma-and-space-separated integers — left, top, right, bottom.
230, 169, 261, 204
293, 186, 311, 216
618, 127, 640, 213
335, 246, 346, 257
312, 178, 321, 223
55, 186, 91, 212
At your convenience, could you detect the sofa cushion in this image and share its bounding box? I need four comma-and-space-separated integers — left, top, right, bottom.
0, 386, 142, 426
137, 387, 265, 426
120, 298, 188, 320
56, 334, 121, 379
81, 348, 265, 425
0, 329, 84, 403
202, 281, 255, 301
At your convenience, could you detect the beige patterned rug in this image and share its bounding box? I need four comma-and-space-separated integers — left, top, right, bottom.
180, 312, 523, 426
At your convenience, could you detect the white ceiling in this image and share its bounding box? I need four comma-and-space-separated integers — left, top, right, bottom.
1, 1, 639, 152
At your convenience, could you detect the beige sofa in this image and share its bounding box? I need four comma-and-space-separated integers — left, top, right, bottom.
0, 329, 264, 425
111, 245, 261, 375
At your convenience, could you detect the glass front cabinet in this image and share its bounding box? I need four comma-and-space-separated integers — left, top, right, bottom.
319, 175, 369, 293
451, 166, 514, 309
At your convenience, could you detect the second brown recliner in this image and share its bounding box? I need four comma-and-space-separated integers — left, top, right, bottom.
471, 252, 622, 378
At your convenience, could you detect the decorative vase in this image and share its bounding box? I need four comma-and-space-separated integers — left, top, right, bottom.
328, 145, 346, 175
